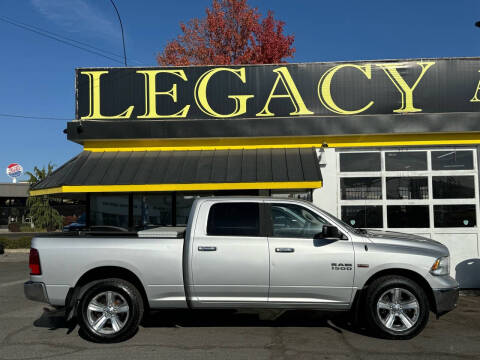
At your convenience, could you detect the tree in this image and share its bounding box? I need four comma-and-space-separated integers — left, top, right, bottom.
26, 163, 63, 231
157, 0, 295, 65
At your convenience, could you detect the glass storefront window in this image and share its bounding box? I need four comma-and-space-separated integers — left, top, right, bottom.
341, 206, 383, 228
338, 148, 479, 229
432, 176, 475, 199
270, 190, 312, 201
133, 194, 173, 228
340, 153, 381, 172
176, 192, 214, 226
386, 177, 428, 199
0, 207, 9, 226
431, 150, 473, 170
385, 151, 427, 171
387, 205, 429, 228
340, 177, 382, 200
89, 194, 129, 229
434, 205, 476, 227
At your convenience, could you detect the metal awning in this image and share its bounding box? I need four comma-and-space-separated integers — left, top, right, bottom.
30, 148, 322, 196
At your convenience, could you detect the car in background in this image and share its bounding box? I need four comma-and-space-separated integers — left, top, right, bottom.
62, 214, 87, 232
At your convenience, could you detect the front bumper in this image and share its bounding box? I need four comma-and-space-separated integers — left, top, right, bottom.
433, 286, 459, 316
24, 281, 49, 303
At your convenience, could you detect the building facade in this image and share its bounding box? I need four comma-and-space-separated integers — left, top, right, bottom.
31, 57, 480, 287
0, 183, 29, 230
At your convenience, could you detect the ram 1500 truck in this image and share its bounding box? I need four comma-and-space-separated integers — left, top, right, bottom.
24, 197, 459, 342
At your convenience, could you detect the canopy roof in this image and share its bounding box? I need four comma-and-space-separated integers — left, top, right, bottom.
30, 148, 322, 196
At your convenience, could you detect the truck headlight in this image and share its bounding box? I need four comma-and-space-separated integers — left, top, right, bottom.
430, 256, 450, 276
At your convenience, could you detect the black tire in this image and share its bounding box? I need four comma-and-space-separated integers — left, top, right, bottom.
76, 278, 144, 343
364, 275, 429, 340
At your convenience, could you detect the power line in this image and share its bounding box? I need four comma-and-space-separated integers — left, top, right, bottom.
0, 15, 133, 62
0, 113, 70, 121
0, 16, 125, 64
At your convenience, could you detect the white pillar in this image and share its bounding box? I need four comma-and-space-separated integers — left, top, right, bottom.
312, 147, 338, 216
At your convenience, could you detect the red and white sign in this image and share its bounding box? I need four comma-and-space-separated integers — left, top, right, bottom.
6, 163, 23, 178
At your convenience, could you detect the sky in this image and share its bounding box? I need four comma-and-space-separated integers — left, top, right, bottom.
0, 0, 479, 183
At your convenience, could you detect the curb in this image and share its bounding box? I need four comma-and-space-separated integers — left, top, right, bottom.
4, 249, 30, 253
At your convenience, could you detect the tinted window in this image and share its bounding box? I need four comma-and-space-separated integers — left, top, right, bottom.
387, 205, 429, 228
432, 176, 475, 199
207, 203, 260, 236
386, 177, 428, 199
341, 206, 383, 228
133, 194, 173, 228
340, 153, 381, 172
341, 177, 382, 200
385, 152, 427, 171
270, 203, 328, 238
434, 205, 476, 227
176, 192, 214, 226
431, 151, 473, 170
89, 195, 129, 230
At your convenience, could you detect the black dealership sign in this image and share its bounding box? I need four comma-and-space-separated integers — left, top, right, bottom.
76, 58, 480, 122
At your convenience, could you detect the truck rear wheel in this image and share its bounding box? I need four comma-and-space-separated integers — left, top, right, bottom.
364, 275, 429, 340
77, 278, 144, 343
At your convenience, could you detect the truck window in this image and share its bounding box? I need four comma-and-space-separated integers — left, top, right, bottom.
271, 203, 328, 238
207, 202, 260, 236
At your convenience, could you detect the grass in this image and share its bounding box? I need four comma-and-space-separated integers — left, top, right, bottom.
0, 236, 32, 249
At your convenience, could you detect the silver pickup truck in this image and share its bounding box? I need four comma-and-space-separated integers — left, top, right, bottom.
24, 197, 459, 342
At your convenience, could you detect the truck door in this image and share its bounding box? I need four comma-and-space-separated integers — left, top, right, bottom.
267, 202, 355, 307
191, 201, 269, 306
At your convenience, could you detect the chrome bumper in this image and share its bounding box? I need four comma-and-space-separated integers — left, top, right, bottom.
433, 287, 459, 316
24, 281, 49, 303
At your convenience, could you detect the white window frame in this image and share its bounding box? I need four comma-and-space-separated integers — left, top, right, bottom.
337, 147, 479, 232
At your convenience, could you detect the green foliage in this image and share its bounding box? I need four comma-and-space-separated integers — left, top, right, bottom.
26, 163, 55, 184
20, 225, 38, 232
26, 163, 63, 231
0, 236, 32, 249
26, 197, 63, 231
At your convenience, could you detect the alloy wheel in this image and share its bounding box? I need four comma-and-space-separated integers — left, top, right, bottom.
376, 287, 420, 332
86, 291, 130, 335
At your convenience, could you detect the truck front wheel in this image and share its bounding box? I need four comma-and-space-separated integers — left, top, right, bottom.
77, 278, 144, 343
364, 275, 429, 340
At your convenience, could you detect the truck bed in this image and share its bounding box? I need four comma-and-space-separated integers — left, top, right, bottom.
31, 231, 187, 308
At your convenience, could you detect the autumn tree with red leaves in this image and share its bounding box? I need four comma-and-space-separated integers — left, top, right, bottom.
157, 0, 295, 65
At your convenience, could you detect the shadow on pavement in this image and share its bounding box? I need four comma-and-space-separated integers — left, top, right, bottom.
142, 309, 370, 336
33, 307, 372, 340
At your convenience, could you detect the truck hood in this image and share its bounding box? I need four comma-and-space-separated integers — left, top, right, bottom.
365, 229, 449, 256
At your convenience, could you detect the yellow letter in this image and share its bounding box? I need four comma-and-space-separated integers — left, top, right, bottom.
80, 71, 134, 119
194, 67, 253, 118
137, 70, 190, 118
317, 64, 374, 115
257, 67, 313, 117
470, 71, 480, 102
379, 61, 435, 113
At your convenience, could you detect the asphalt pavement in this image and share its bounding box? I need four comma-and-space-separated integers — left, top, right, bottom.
0, 252, 479, 360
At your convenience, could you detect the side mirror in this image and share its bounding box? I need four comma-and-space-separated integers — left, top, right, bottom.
322, 225, 341, 239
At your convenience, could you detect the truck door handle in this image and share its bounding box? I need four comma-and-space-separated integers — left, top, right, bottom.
198, 246, 217, 251
275, 247, 295, 253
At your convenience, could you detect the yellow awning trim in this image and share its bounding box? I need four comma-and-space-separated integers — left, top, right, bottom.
83, 132, 480, 152
29, 181, 323, 196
